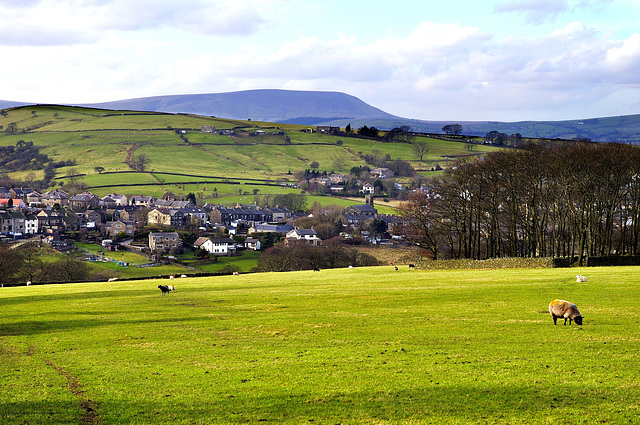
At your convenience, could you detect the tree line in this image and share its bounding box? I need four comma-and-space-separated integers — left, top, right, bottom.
399, 142, 640, 264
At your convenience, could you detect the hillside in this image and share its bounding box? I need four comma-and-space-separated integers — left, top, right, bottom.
0, 104, 501, 208
83, 89, 396, 124
3, 90, 640, 142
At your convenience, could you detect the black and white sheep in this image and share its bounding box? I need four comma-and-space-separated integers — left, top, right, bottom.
549, 299, 583, 325
158, 285, 171, 295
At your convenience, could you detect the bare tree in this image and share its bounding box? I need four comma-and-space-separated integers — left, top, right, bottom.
412, 141, 430, 161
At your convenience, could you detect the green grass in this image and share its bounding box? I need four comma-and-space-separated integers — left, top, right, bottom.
1, 266, 639, 424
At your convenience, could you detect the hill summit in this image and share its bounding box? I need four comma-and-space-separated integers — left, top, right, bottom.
84, 89, 396, 125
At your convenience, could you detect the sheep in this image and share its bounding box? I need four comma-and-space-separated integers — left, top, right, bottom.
549, 299, 583, 325
180, 274, 187, 278
233, 271, 239, 276
168, 284, 175, 292
409, 264, 415, 269
576, 274, 588, 283
108, 277, 118, 282
26, 281, 31, 286
169, 274, 174, 280
158, 285, 171, 295
348, 265, 353, 269
313, 267, 320, 272
394, 266, 399, 271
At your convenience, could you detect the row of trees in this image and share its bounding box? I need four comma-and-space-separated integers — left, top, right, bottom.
257, 238, 380, 272
399, 142, 640, 263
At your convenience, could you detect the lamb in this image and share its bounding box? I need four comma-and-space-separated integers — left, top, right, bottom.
549, 299, 583, 325
576, 274, 588, 283
168, 284, 175, 292
108, 277, 118, 282
158, 285, 171, 295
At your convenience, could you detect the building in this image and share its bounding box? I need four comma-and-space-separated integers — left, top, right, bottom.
69, 192, 100, 210
148, 232, 182, 252
41, 189, 69, 207
105, 219, 136, 237
285, 228, 321, 245
194, 237, 237, 255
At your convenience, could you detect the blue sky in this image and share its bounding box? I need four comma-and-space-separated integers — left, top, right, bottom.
1, 0, 640, 121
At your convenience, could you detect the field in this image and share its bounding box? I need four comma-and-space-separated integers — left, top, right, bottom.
0, 105, 501, 207
2, 266, 639, 424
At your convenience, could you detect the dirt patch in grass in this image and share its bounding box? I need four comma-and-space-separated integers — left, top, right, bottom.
43, 359, 101, 425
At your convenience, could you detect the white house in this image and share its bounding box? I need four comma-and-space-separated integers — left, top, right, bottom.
360, 183, 375, 194
245, 237, 261, 251
194, 237, 237, 255
286, 228, 321, 246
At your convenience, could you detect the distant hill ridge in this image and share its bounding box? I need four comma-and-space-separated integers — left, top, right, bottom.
2, 89, 640, 143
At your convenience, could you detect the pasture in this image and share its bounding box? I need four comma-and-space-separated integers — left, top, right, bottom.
1, 266, 639, 424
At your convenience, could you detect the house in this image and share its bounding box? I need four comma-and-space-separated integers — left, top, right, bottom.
249, 223, 294, 234
316, 125, 340, 134
329, 174, 349, 185
285, 228, 321, 245
181, 207, 207, 227
69, 192, 100, 210
41, 189, 69, 207
105, 219, 135, 237
149, 231, 182, 252
0, 187, 10, 199
245, 237, 261, 251
265, 206, 292, 222
209, 205, 272, 226
0, 210, 12, 234
370, 167, 394, 179
24, 213, 39, 235
0, 199, 14, 209
84, 210, 103, 226
102, 193, 128, 206
148, 208, 184, 227
9, 187, 31, 201
26, 191, 42, 206
194, 236, 236, 255
360, 183, 375, 194
130, 195, 155, 207
37, 210, 64, 233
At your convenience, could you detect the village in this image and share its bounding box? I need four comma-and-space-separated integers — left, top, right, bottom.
0, 183, 405, 267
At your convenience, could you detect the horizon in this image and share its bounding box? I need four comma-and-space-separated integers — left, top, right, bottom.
1, 1, 639, 122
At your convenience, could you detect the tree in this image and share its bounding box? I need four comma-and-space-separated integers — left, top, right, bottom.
131, 153, 151, 172
5, 122, 18, 135
310, 161, 319, 170
94, 166, 105, 174
345, 123, 352, 133
412, 141, 430, 161
186, 192, 197, 204
0, 246, 24, 286
442, 124, 463, 136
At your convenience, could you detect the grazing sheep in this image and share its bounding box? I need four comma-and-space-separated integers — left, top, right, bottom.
576, 274, 588, 283
313, 267, 320, 272
158, 285, 171, 295
409, 264, 415, 269
108, 277, 118, 282
26, 281, 31, 286
169, 274, 174, 280
180, 274, 187, 278
233, 271, 239, 276
168, 284, 175, 292
394, 266, 399, 271
549, 299, 583, 325
348, 265, 353, 269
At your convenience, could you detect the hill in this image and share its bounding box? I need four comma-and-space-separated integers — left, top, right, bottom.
83, 89, 396, 124
3, 90, 640, 142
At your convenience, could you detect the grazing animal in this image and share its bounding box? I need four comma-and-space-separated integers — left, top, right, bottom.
549, 299, 583, 325
180, 274, 187, 278
169, 274, 174, 280
26, 281, 31, 286
168, 284, 175, 292
313, 267, 320, 272
576, 274, 588, 283
158, 285, 171, 295
108, 277, 118, 282
394, 266, 399, 271
348, 265, 353, 269
408, 264, 415, 269
232, 271, 239, 276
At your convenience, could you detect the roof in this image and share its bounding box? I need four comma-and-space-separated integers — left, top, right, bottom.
193, 237, 210, 246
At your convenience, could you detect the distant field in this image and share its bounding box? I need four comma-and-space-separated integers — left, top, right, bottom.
1, 266, 639, 424
0, 105, 501, 207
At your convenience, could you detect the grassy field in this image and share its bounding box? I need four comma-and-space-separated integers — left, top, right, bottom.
0, 104, 502, 209
1, 266, 639, 424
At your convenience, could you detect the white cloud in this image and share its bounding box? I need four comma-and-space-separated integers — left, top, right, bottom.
494, 0, 568, 24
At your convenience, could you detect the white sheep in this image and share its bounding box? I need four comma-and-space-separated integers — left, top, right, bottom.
180, 274, 187, 278
169, 275, 174, 280
26, 281, 31, 286
108, 277, 118, 282
576, 274, 588, 283
549, 299, 583, 325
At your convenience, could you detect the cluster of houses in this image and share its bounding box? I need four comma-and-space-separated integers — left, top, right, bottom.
1, 185, 402, 256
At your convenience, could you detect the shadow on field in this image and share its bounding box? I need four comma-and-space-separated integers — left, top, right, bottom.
0, 400, 83, 424
0, 316, 194, 337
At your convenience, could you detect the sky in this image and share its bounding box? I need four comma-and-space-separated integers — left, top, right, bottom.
1, 0, 640, 122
